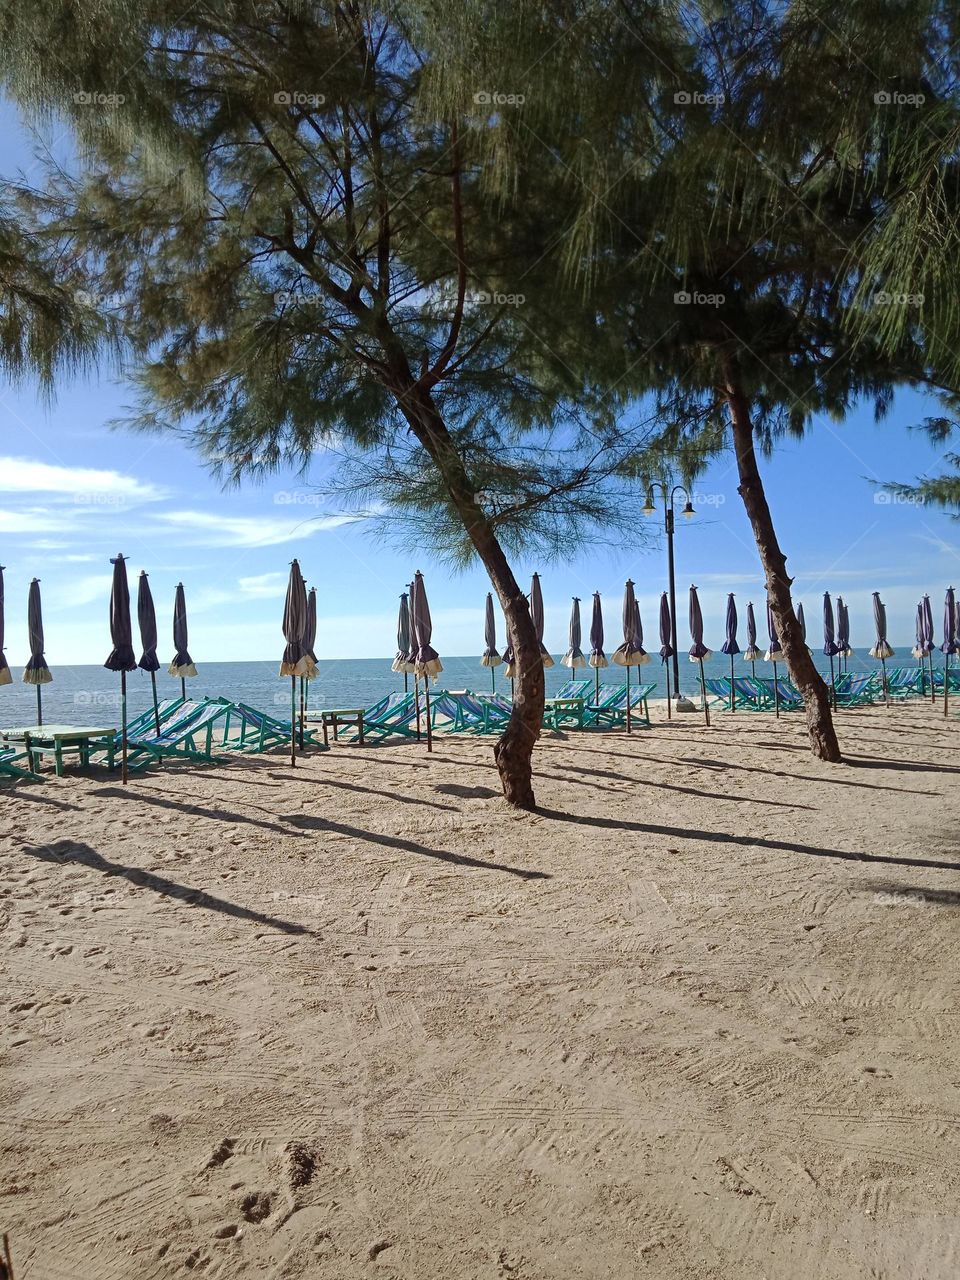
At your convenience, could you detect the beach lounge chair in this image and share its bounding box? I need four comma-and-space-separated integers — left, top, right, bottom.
704, 676, 773, 711
122, 698, 233, 767
886, 667, 924, 698
432, 690, 512, 734
0, 746, 39, 781
584, 681, 655, 728
833, 673, 881, 707
751, 677, 804, 711
554, 678, 593, 700
216, 699, 322, 751
346, 691, 421, 742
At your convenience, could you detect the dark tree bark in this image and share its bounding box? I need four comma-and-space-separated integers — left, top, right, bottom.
394, 373, 543, 808
722, 358, 842, 762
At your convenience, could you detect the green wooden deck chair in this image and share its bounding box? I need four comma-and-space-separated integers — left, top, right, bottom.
0, 746, 41, 781
584, 681, 656, 728
123, 698, 233, 768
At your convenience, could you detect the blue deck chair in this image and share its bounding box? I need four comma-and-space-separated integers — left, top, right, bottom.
123, 699, 233, 767
584, 681, 656, 728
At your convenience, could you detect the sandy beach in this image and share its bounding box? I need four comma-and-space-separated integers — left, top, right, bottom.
3, 704, 960, 1278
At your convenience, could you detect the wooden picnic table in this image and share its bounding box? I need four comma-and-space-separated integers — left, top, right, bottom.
0, 725, 116, 777
317, 707, 365, 746
543, 696, 585, 729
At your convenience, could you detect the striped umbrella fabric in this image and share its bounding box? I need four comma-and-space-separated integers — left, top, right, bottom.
589, 592, 607, 668
562, 597, 587, 669
0, 565, 10, 686
23, 578, 52, 686
392, 591, 415, 673
480, 593, 502, 667
530, 573, 555, 668
169, 583, 198, 678
743, 602, 761, 662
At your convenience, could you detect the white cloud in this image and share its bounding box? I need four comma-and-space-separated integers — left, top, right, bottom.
0, 456, 165, 502
238, 571, 289, 598
50, 573, 114, 610
156, 509, 356, 547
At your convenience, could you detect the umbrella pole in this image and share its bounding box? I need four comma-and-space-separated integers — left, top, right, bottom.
150, 671, 161, 735
425, 682, 433, 753
665, 662, 671, 719
595, 665, 600, 705
181, 676, 186, 702
829, 654, 836, 709
298, 676, 305, 749
945, 654, 951, 718
626, 666, 631, 735
881, 657, 890, 707
699, 657, 710, 726
414, 675, 422, 741
36, 683, 42, 727
930, 652, 937, 705
773, 660, 781, 719
729, 654, 735, 713
404, 670, 408, 695
492, 666, 496, 695
751, 659, 756, 681
290, 676, 296, 766
121, 669, 128, 786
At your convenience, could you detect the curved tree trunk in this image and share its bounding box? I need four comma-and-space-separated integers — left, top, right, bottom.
395, 377, 543, 808
723, 359, 842, 762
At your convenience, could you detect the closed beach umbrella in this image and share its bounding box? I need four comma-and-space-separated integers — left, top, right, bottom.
0, 565, 10, 686
688, 584, 711, 724
104, 554, 137, 784
869, 590, 894, 705
796, 601, 809, 648
836, 596, 853, 663
823, 592, 839, 706
297, 584, 319, 747
764, 602, 783, 718
392, 591, 414, 684
411, 569, 442, 752
942, 586, 958, 716
23, 577, 52, 725
658, 591, 674, 715
280, 559, 309, 765
612, 579, 648, 732
588, 591, 607, 703
918, 594, 936, 703
480, 592, 501, 693
720, 593, 739, 711
169, 583, 198, 703
562, 596, 587, 671
137, 571, 162, 735
530, 573, 555, 668
743, 601, 761, 669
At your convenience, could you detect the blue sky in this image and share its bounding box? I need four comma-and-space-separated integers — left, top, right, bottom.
2, 102, 959, 665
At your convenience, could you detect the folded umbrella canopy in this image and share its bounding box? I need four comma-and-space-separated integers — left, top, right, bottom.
530, 573, 555, 668
589, 591, 607, 703
720, 593, 739, 711
612, 579, 648, 732
392, 590, 414, 680
0, 565, 11, 686
743, 601, 761, 670
280, 559, 309, 765
796, 601, 809, 648
411, 569, 442, 752
942, 586, 958, 716
562, 596, 587, 671
480, 592, 501, 693
764, 602, 784, 718
169, 582, 198, 703
298, 584, 319, 747
869, 590, 894, 706
823, 592, 839, 706
23, 577, 52, 725
104, 554, 137, 784
836, 596, 853, 664
658, 591, 674, 716
688, 584, 711, 725
137, 571, 162, 735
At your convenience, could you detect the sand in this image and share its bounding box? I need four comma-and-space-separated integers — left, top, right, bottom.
2, 703, 960, 1279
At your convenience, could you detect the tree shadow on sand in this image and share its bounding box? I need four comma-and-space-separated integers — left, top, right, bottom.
16, 839, 312, 935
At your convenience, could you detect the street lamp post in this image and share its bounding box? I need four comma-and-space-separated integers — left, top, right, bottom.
643, 482, 696, 708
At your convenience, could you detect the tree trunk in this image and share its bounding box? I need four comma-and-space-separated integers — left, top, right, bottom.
395, 377, 544, 808
722, 359, 842, 762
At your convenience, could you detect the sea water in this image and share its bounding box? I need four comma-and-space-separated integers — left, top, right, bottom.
0, 650, 898, 729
